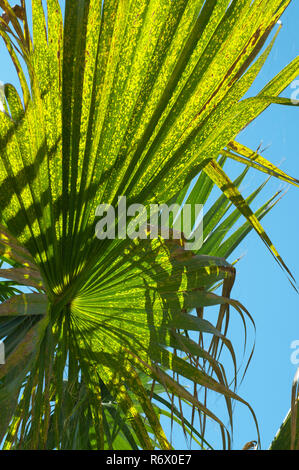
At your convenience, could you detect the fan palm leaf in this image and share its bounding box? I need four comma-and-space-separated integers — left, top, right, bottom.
0, 0, 298, 449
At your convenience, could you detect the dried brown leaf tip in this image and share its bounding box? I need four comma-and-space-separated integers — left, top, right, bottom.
0, 11, 9, 25
13, 5, 25, 20
242, 440, 257, 450
1, 4, 25, 26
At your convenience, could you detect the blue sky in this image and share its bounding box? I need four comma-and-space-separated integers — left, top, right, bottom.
218, 2, 299, 449
0, 1, 299, 450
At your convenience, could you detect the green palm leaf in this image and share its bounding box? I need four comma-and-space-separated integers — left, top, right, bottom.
0, 0, 298, 449
269, 367, 299, 450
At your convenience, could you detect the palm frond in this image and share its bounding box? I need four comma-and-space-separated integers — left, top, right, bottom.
0, 0, 298, 449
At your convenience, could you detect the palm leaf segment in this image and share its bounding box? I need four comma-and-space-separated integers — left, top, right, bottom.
0, 0, 298, 449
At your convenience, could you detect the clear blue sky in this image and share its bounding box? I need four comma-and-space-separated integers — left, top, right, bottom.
226, 2, 299, 449
0, 1, 298, 451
